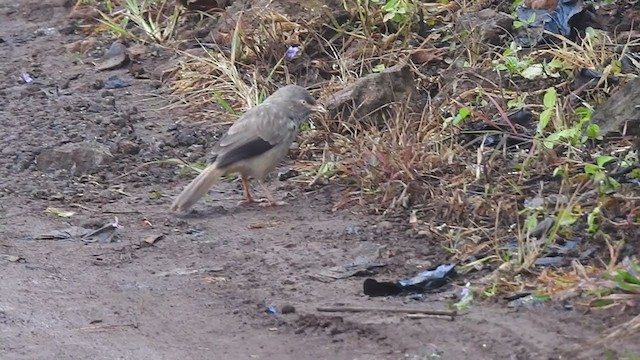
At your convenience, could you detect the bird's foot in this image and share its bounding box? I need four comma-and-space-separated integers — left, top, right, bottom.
237, 198, 255, 206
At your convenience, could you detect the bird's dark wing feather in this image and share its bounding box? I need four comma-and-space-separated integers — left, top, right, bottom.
215, 136, 274, 169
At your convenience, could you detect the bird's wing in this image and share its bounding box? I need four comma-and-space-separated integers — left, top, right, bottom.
213, 102, 298, 169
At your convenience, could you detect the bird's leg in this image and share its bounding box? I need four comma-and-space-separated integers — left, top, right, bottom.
237, 175, 255, 206
257, 181, 287, 207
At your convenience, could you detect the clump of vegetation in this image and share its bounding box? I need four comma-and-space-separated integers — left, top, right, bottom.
86, 0, 639, 316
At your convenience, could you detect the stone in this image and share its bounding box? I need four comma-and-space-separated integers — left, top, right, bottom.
117, 139, 141, 155
321, 64, 416, 125
591, 77, 640, 139
95, 41, 129, 71
35, 142, 114, 175
455, 9, 514, 46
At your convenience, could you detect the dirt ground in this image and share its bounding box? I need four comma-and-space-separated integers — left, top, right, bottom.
0, 2, 638, 360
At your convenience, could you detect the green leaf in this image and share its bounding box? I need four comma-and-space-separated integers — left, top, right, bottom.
382, 12, 395, 22
525, 215, 538, 233
552, 166, 564, 177
584, 163, 600, 175
596, 155, 616, 167
149, 191, 163, 200
557, 209, 579, 226
610, 59, 622, 75
526, 12, 536, 24
575, 106, 592, 121
317, 161, 336, 177
538, 108, 553, 132
590, 299, 614, 308
45, 207, 76, 218
585, 123, 601, 140
531, 293, 551, 302
543, 87, 557, 109
372, 63, 386, 73
521, 64, 544, 80
616, 270, 640, 286
547, 58, 564, 69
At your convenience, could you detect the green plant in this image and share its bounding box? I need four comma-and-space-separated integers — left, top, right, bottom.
587, 205, 602, 234
537, 89, 602, 149
513, 12, 535, 29
443, 107, 471, 129
373, 0, 417, 26
604, 266, 640, 294
584, 155, 620, 194
494, 42, 543, 80
98, 0, 182, 44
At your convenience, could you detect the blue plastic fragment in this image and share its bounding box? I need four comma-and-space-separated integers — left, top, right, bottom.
515, 0, 585, 37
399, 264, 456, 287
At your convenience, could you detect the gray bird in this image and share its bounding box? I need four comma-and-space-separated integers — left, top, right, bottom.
170, 84, 327, 212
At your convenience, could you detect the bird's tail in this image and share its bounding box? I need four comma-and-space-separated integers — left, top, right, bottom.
170, 164, 225, 212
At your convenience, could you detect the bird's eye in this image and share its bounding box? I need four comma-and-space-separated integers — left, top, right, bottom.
300, 99, 307, 105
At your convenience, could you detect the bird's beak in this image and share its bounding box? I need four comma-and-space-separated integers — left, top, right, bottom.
311, 103, 328, 114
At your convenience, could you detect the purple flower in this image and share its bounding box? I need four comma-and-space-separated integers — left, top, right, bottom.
285, 46, 300, 60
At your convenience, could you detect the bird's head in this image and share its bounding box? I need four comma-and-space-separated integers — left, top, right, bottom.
268, 85, 328, 121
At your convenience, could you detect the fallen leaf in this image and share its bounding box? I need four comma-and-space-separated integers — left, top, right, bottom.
45, 207, 76, 218
143, 234, 164, 245
410, 48, 446, 64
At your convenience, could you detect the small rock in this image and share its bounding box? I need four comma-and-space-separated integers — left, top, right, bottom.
321, 64, 415, 125
456, 9, 514, 46
126, 44, 147, 60
591, 77, 640, 138
344, 225, 361, 236
117, 140, 141, 155
35, 142, 114, 175
103, 75, 130, 89
281, 304, 296, 314
151, 60, 180, 81
103, 97, 116, 106
95, 41, 129, 71
92, 80, 104, 90
173, 129, 199, 147
64, 36, 97, 54
68, 6, 100, 20
129, 62, 146, 78
376, 221, 393, 231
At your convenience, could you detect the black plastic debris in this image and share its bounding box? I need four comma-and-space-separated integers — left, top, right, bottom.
103, 75, 130, 89
278, 169, 299, 181
515, 0, 596, 47
501, 235, 597, 268
34, 217, 121, 243
460, 108, 534, 148
534, 242, 598, 267
363, 264, 457, 297
572, 68, 620, 90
